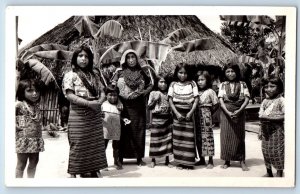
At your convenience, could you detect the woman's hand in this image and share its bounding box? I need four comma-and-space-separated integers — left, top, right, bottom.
117, 101, 123, 111
176, 113, 185, 121
233, 109, 241, 117
186, 112, 193, 121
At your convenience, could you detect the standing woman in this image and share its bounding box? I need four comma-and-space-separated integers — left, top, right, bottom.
218, 62, 250, 171
112, 49, 153, 166
62, 45, 107, 178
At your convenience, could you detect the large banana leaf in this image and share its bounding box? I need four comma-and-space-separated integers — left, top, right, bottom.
232, 55, 262, 65
172, 38, 214, 53
20, 43, 68, 61
34, 50, 74, 61
74, 16, 100, 38
160, 28, 193, 45
27, 59, 59, 88
95, 20, 124, 39
98, 41, 170, 66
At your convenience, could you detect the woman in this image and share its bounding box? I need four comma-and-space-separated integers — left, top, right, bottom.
112, 49, 153, 166
62, 46, 107, 178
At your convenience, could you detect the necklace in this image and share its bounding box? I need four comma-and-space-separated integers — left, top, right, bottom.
23, 101, 40, 120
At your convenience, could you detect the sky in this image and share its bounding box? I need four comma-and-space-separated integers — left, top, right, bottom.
18, 15, 223, 48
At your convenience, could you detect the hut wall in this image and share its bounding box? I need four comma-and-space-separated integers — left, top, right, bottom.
40, 89, 60, 126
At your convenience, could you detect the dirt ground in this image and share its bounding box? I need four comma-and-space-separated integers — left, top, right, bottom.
17, 121, 269, 179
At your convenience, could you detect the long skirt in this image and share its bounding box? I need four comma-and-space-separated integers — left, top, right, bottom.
220, 105, 246, 161
195, 106, 214, 157
172, 105, 196, 166
119, 96, 146, 159
261, 122, 284, 170
149, 113, 173, 158
67, 103, 107, 174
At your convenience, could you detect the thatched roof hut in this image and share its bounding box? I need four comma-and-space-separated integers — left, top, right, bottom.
19, 16, 236, 74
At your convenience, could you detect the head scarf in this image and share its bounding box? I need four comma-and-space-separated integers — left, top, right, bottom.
120, 49, 145, 90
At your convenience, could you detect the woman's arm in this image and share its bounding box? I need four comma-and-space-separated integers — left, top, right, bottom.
97, 86, 106, 105
169, 97, 184, 121
147, 100, 157, 110
233, 96, 250, 116
66, 90, 89, 107
186, 98, 199, 121
219, 97, 233, 117
260, 115, 284, 121
211, 103, 220, 114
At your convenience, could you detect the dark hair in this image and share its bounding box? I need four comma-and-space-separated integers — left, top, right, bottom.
263, 77, 284, 94
16, 79, 42, 102
104, 85, 120, 95
196, 70, 212, 90
173, 63, 192, 82
223, 62, 241, 82
71, 45, 94, 71
153, 74, 171, 91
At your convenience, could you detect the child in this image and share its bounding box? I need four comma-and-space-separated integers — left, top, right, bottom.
102, 85, 123, 170
148, 75, 173, 168
218, 62, 250, 171
195, 71, 219, 169
259, 77, 284, 177
168, 63, 199, 170
15, 79, 44, 178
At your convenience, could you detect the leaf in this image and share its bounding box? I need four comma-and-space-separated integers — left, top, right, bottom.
160, 28, 193, 44
95, 20, 124, 39
220, 15, 247, 22
34, 50, 74, 61
27, 59, 59, 88
98, 41, 170, 66
275, 16, 286, 33
172, 38, 214, 53
20, 43, 68, 61
74, 16, 100, 38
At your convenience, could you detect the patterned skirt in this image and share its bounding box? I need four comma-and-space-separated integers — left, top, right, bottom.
172, 104, 196, 166
149, 113, 173, 158
119, 96, 146, 159
67, 103, 107, 174
195, 106, 214, 157
261, 122, 284, 170
220, 108, 246, 161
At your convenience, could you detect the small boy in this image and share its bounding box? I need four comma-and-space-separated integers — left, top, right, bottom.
102, 85, 123, 170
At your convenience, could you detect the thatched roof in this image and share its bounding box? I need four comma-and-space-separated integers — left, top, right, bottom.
19, 16, 237, 77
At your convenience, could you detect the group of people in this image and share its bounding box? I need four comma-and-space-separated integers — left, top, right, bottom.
15, 45, 285, 179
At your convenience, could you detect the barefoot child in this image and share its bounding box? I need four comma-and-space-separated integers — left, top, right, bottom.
148, 75, 173, 168
259, 77, 284, 177
102, 85, 123, 170
15, 79, 44, 178
168, 63, 199, 170
195, 71, 219, 169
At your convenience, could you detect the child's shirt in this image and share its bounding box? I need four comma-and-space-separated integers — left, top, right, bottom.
101, 100, 121, 140
15, 101, 44, 153
168, 81, 199, 107
148, 91, 170, 114
259, 96, 284, 118
198, 88, 219, 107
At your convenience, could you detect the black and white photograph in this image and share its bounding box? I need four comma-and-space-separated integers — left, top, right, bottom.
4, 6, 296, 187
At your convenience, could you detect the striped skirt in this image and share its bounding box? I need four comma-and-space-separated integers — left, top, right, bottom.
119, 96, 146, 159
261, 122, 284, 170
172, 105, 196, 166
67, 103, 107, 174
149, 113, 173, 158
220, 108, 246, 161
195, 106, 215, 157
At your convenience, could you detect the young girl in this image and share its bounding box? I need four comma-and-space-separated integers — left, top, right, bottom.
148, 75, 173, 168
102, 85, 123, 170
15, 79, 44, 178
195, 71, 219, 169
259, 77, 284, 177
218, 62, 250, 171
168, 63, 199, 170
62, 45, 107, 178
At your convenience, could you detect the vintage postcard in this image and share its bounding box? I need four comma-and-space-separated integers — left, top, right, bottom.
5, 6, 296, 187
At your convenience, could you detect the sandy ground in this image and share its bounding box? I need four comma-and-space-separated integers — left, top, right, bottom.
20, 122, 267, 178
